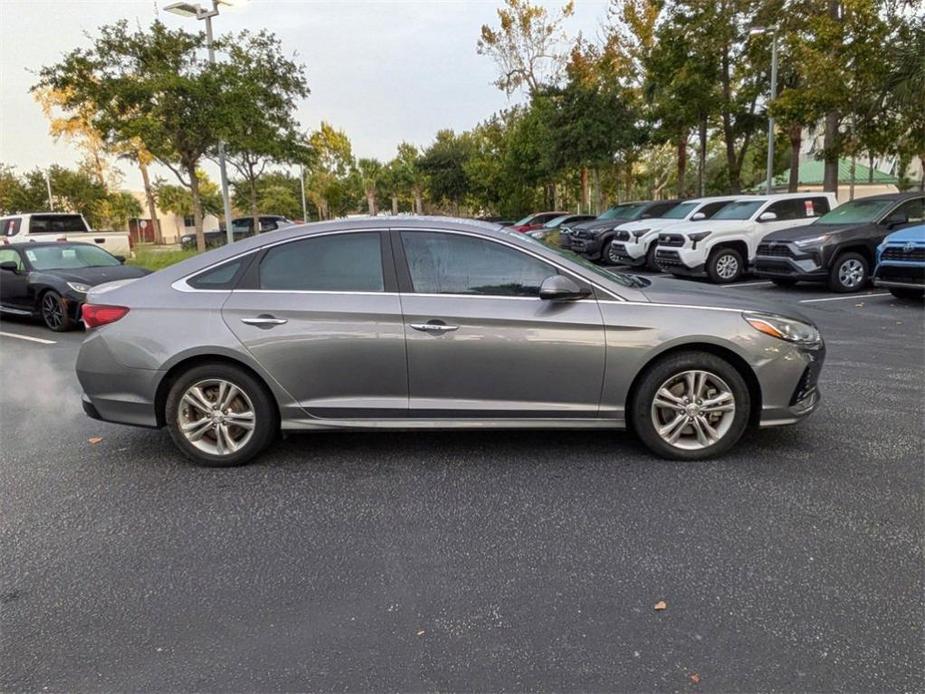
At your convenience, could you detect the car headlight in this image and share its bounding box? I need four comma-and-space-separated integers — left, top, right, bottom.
67, 282, 91, 294
688, 231, 711, 250
794, 234, 831, 249
743, 312, 821, 346
631, 228, 650, 240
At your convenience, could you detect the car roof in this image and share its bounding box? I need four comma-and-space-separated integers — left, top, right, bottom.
5, 240, 106, 249
842, 191, 923, 202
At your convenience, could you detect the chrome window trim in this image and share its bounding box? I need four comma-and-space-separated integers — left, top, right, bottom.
172, 225, 628, 300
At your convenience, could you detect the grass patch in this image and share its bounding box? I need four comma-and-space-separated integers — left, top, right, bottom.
128, 247, 199, 271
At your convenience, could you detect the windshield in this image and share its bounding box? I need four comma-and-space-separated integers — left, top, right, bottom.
24, 244, 121, 270
543, 215, 571, 228
598, 203, 647, 221
815, 198, 894, 224
713, 200, 765, 220
661, 202, 699, 220
513, 214, 536, 226
503, 228, 650, 289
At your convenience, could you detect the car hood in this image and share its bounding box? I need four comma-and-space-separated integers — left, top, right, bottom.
620, 218, 685, 232
639, 276, 813, 322
572, 218, 638, 233
762, 222, 868, 242
47, 265, 150, 286
662, 219, 752, 235
882, 224, 925, 244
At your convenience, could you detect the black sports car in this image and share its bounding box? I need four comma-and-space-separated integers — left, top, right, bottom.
0, 242, 150, 331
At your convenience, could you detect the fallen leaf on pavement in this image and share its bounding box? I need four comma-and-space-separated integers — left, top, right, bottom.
690, 673, 701, 684
654, 600, 667, 611
88, 437, 103, 445
416, 630, 425, 636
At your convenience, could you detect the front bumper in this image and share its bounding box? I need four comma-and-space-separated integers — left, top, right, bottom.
758, 341, 826, 427
754, 243, 829, 281
608, 240, 646, 266
654, 247, 706, 275
569, 235, 607, 259
872, 262, 925, 289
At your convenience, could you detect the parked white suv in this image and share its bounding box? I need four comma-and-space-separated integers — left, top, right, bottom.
606, 196, 747, 269
0, 213, 132, 256
654, 192, 839, 283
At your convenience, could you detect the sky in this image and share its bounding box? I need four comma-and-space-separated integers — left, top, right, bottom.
0, 0, 612, 191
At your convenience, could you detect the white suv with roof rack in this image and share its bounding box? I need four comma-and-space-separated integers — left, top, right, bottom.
654, 192, 839, 283
606, 196, 748, 269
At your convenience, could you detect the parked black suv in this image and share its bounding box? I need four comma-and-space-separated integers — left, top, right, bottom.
562, 200, 682, 261
754, 192, 925, 292
180, 215, 293, 249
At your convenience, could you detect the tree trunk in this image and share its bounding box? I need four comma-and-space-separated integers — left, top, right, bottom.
188, 163, 205, 252
138, 156, 161, 244
366, 190, 377, 215
822, 111, 840, 193
580, 167, 589, 213
250, 170, 260, 236
698, 117, 707, 197
413, 188, 424, 214
391, 195, 398, 215
867, 152, 874, 183
720, 44, 741, 193
788, 123, 802, 192
676, 132, 687, 198
593, 168, 602, 215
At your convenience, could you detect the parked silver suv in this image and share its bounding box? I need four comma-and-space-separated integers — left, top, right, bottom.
76, 217, 825, 466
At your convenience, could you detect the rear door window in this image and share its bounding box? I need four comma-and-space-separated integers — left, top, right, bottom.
259, 232, 384, 291
766, 199, 806, 221
29, 215, 87, 233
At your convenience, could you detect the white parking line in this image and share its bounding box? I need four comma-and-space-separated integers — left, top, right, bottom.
0, 331, 57, 344
723, 281, 774, 288
799, 293, 891, 304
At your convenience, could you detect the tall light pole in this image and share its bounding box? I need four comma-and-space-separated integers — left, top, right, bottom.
751, 25, 779, 195
299, 164, 308, 223
165, 1, 235, 245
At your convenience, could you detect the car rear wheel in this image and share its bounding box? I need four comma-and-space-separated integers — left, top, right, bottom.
40, 290, 74, 332
165, 363, 278, 467
828, 252, 868, 292
631, 351, 751, 461
889, 287, 924, 300
706, 248, 744, 284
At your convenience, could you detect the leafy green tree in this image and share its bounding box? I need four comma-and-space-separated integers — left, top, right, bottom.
154, 171, 222, 221
304, 122, 358, 219
477, 0, 575, 96
232, 171, 303, 221
419, 130, 474, 214
221, 30, 310, 233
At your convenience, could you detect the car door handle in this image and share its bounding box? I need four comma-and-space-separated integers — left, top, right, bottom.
241, 315, 288, 328
409, 322, 459, 333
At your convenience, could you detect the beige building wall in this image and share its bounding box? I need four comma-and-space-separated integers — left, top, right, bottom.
130, 192, 220, 244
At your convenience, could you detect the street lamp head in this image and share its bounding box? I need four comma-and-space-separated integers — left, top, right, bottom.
164, 2, 204, 17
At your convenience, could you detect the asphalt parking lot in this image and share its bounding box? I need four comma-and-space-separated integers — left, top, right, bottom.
1, 276, 922, 692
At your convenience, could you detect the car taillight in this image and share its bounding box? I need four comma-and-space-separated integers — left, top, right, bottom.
82, 304, 129, 328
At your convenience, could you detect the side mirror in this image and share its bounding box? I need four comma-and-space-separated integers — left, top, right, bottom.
690, 212, 706, 221
114, 255, 126, 264
0, 261, 18, 273
758, 211, 778, 222
539, 275, 590, 301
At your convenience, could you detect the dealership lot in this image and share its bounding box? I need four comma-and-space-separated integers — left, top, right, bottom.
0, 277, 922, 692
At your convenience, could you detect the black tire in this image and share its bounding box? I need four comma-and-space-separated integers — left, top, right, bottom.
645, 244, 660, 272
827, 252, 869, 293
706, 247, 744, 284
771, 278, 797, 287
606, 242, 623, 265
889, 287, 924, 300
165, 363, 278, 467
630, 351, 751, 461
39, 290, 74, 332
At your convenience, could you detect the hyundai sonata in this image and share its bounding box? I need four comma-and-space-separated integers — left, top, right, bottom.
76, 217, 825, 466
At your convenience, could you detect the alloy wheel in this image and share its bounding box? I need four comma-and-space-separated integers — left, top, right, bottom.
650, 370, 736, 451
715, 254, 739, 280
838, 258, 865, 289
177, 379, 256, 456
42, 293, 64, 330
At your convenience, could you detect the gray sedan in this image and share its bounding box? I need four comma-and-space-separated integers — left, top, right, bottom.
76, 217, 825, 467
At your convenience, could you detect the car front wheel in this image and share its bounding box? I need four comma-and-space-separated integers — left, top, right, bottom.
40, 290, 75, 332
165, 363, 278, 467
706, 248, 744, 284
630, 351, 751, 461
828, 252, 868, 292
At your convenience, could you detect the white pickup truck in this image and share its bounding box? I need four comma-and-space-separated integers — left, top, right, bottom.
0, 213, 132, 257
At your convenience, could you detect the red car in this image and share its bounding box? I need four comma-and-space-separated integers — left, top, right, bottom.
510, 211, 571, 233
